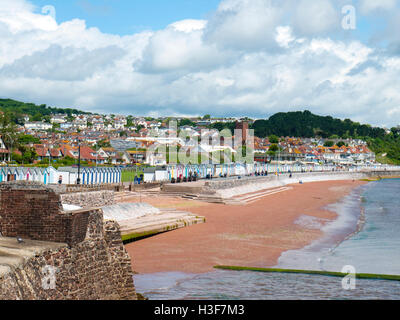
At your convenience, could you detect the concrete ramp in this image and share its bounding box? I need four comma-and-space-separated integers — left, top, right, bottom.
102, 203, 161, 222
102, 202, 205, 242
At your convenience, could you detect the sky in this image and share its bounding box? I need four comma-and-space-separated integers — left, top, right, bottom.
1, 0, 400, 127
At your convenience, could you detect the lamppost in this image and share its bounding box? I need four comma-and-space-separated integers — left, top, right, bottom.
77, 144, 81, 185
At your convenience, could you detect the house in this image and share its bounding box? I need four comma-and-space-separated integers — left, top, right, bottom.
50, 115, 67, 124
60, 122, 73, 130
97, 147, 123, 164
123, 150, 146, 164
24, 122, 52, 131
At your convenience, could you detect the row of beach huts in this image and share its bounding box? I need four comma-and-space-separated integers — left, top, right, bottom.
0, 166, 122, 185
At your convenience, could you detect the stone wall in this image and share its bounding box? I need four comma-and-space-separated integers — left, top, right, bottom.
0, 182, 95, 246
0, 216, 136, 300
0, 181, 136, 300
60, 190, 115, 208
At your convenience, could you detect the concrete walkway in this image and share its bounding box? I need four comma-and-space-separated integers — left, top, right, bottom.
0, 237, 66, 277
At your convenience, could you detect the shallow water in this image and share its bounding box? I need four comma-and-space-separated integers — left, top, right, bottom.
134, 270, 400, 300
134, 179, 400, 300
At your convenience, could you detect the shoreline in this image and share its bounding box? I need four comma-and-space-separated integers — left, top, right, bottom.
125, 179, 368, 275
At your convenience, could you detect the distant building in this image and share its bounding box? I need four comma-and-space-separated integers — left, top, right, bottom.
25, 122, 52, 131
235, 120, 249, 144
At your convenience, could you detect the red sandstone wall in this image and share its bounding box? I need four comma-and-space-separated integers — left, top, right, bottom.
0, 182, 137, 300
0, 182, 90, 246
0, 213, 136, 300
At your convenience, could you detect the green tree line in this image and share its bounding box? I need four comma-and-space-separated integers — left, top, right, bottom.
0, 99, 90, 125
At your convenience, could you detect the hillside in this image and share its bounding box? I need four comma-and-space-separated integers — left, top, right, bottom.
250, 111, 399, 165
0, 99, 90, 124
251, 110, 386, 139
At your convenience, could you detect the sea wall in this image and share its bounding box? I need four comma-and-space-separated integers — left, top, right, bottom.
0, 181, 136, 300
60, 190, 115, 208
206, 170, 400, 198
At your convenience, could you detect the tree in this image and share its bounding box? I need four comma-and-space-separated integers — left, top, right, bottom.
126, 116, 134, 128
269, 144, 279, 152
268, 135, 279, 144
324, 140, 335, 147
31, 113, 43, 122
337, 141, 346, 148
18, 134, 41, 145
12, 152, 23, 164
18, 146, 37, 164
136, 125, 144, 133
0, 112, 19, 152
203, 114, 211, 120
178, 118, 196, 127
94, 139, 111, 150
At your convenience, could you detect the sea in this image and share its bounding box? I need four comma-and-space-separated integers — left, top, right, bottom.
134, 178, 400, 300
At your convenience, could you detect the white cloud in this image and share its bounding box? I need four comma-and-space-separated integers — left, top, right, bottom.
204, 0, 284, 51
0, 0, 399, 127
168, 19, 207, 33
359, 0, 397, 14
292, 0, 339, 36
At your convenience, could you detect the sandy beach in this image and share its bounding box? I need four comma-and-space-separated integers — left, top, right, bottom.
125, 180, 366, 274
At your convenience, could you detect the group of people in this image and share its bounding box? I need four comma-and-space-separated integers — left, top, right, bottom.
170, 171, 199, 184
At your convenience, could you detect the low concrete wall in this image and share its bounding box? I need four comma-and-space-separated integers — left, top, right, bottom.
206, 170, 400, 199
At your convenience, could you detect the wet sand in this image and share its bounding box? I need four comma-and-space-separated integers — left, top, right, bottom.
125, 180, 366, 274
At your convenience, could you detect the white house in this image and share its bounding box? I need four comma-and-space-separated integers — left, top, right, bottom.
24, 122, 53, 131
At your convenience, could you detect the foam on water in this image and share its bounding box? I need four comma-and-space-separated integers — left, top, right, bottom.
277, 185, 364, 271
277, 179, 400, 275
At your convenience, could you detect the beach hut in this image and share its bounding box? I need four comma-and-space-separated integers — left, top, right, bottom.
82, 168, 89, 185
143, 167, 156, 182
92, 167, 98, 184
23, 168, 29, 180
88, 167, 94, 185
43, 168, 49, 184
103, 168, 108, 184
6, 168, 14, 181
47, 166, 58, 184
13, 168, 23, 181
100, 168, 106, 184
109, 167, 115, 184
0, 168, 6, 182
30, 168, 38, 182
108, 168, 113, 184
